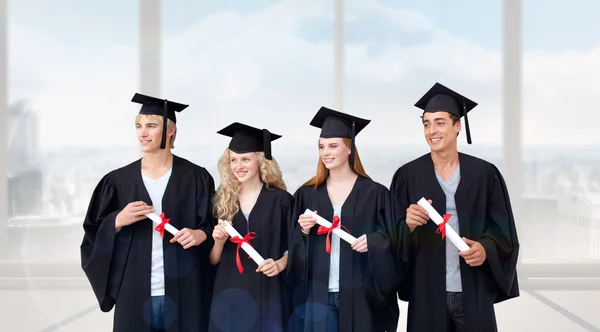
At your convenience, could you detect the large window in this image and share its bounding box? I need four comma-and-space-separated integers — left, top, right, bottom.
5, 0, 139, 263
4, 0, 599, 284
161, 0, 335, 191
343, 0, 503, 187
2, 0, 600, 330
521, 0, 600, 267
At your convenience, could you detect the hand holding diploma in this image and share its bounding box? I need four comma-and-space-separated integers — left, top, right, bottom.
256, 258, 284, 277
351, 234, 368, 253
146, 212, 179, 237
416, 198, 470, 252
216, 219, 265, 273
405, 199, 431, 232
297, 210, 319, 234
458, 237, 487, 266
303, 209, 358, 254
115, 201, 155, 233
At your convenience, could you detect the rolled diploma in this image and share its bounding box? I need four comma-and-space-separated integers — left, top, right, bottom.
223, 222, 265, 266
146, 213, 179, 236
304, 209, 357, 245
417, 198, 470, 252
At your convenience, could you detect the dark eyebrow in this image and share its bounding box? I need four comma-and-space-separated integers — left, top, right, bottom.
423, 117, 447, 123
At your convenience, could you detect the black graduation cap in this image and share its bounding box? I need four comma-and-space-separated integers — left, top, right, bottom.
131, 93, 189, 149
217, 122, 282, 160
309, 106, 371, 167
414, 82, 478, 144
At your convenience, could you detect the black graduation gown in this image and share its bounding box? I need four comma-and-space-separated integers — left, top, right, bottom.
390, 152, 520, 332
80, 155, 217, 332
286, 176, 399, 332
209, 186, 294, 332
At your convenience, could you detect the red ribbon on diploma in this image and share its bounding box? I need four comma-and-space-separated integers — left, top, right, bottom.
229, 232, 257, 274
436, 214, 453, 239
154, 212, 171, 239
317, 216, 350, 254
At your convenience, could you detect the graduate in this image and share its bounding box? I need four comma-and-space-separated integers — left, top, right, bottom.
80, 93, 216, 332
208, 122, 293, 332
287, 107, 399, 332
390, 82, 520, 331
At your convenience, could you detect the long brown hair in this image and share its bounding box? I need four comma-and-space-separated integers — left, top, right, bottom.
302, 137, 370, 189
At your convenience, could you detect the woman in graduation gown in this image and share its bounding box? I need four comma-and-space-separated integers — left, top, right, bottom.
80, 93, 217, 332
208, 122, 294, 332
286, 107, 399, 332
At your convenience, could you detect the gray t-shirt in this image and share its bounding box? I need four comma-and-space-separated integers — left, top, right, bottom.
435, 165, 462, 292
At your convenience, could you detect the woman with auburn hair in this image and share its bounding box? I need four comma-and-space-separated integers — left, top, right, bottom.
286, 107, 399, 332
208, 122, 294, 332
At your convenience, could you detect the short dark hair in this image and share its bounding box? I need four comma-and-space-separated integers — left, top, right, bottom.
448, 112, 460, 124
421, 111, 460, 124
449, 112, 460, 137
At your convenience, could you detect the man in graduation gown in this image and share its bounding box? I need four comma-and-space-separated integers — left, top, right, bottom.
80, 93, 217, 332
390, 83, 520, 332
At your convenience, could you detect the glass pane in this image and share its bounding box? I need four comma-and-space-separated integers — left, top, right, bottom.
162, 0, 334, 192
522, 0, 600, 264
7, 0, 139, 264
345, 0, 503, 184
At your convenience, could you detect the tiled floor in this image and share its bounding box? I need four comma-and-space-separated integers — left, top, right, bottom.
1, 288, 598, 331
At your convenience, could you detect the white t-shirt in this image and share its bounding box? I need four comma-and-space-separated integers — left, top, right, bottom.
142, 169, 172, 296
328, 205, 342, 292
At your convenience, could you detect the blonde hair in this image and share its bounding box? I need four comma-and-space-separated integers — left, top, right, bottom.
302, 137, 371, 188
135, 114, 177, 148
213, 149, 287, 220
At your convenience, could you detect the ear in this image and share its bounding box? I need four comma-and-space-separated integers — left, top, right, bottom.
167, 124, 177, 137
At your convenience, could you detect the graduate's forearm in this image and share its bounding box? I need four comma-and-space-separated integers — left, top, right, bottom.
193, 221, 212, 240
276, 254, 288, 271
114, 212, 124, 234
404, 218, 416, 233
209, 243, 224, 265
191, 229, 208, 244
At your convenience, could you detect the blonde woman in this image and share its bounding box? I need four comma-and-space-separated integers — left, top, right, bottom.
208, 122, 293, 332
286, 107, 398, 332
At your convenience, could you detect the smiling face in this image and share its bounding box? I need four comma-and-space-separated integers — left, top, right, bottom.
135, 114, 176, 152
136, 115, 163, 152
318, 137, 351, 170
422, 111, 461, 153
229, 151, 260, 184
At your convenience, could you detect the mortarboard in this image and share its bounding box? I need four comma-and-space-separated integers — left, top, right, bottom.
309, 106, 371, 167
414, 82, 478, 144
217, 122, 282, 160
131, 93, 189, 149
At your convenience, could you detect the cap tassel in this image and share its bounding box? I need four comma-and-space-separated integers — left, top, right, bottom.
462, 100, 472, 144
262, 129, 272, 160
160, 99, 168, 149
349, 119, 356, 167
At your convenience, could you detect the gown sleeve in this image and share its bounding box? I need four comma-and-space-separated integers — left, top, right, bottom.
477, 165, 520, 300
366, 185, 402, 294
389, 166, 415, 301
80, 173, 132, 312
279, 193, 294, 257
365, 185, 401, 331
285, 188, 309, 287
195, 167, 217, 250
